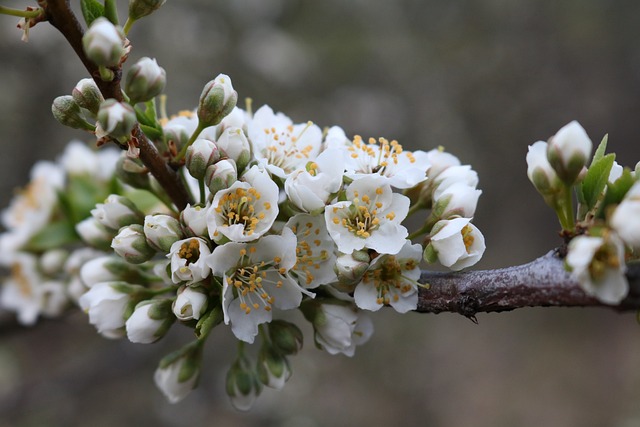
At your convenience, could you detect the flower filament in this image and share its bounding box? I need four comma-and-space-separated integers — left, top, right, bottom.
262, 122, 315, 174
361, 255, 417, 305
215, 187, 267, 237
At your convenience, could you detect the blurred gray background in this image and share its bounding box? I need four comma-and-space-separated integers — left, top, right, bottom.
2, 0, 640, 426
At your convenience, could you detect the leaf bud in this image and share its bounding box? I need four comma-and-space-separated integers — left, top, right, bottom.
197, 74, 238, 128
82, 17, 126, 67
185, 138, 221, 180
97, 99, 137, 139
51, 95, 94, 131
72, 78, 104, 116
112, 224, 155, 264
125, 57, 166, 104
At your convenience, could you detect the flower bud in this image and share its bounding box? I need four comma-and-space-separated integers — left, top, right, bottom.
257, 346, 291, 390
129, 0, 167, 20
180, 204, 209, 237
226, 355, 262, 411
205, 159, 237, 195
75, 217, 116, 250
125, 57, 166, 104
51, 95, 94, 131
185, 138, 221, 180
82, 17, 125, 67
431, 182, 481, 220
610, 181, 640, 250
72, 78, 104, 116
115, 155, 151, 189
427, 218, 485, 271
126, 298, 175, 344
526, 140, 562, 197
333, 250, 370, 292
268, 320, 303, 355
97, 99, 137, 139
155, 342, 202, 403
40, 249, 68, 275
169, 238, 211, 285
92, 194, 144, 231
172, 285, 208, 321
197, 74, 238, 128
112, 224, 155, 264
144, 214, 184, 252
546, 121, 592, 185
216, 127, 251, 173
80, 255, 147, 288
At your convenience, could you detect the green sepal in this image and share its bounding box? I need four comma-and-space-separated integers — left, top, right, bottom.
579, 153, 615, 212
195, 306, 223, 340
423, 243, 438, 264
24, 221, 78, 252
147, 298, 174, 320
268, 320, 303, 355
81, 0, 105, 26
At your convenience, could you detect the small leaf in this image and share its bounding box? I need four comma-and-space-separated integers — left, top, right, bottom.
139, 124, 163, 141
591, 134, 608, 166
580, 153, 615, 212
81, 0, 105, 26
24, 221, 79, 252
600, 168, 635, 217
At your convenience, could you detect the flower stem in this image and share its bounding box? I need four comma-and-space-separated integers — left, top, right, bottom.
122, 17, 136, 35
175, 122, 206, 163
0, 6, 41, 18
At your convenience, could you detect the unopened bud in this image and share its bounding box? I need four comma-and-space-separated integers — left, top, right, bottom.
75, 217, 116, 250
82, 17, 125, 67
334, 250, 370, 291
97, 99, 137, 139
92, 194, 144, 231
72, 78, 104, 116
268, 320, 303, 355
546, 121, 592, 185
126, 298, 175, 344
172, 285, 208, 321
80, 255, 148, 287
116, 155, 151, 189
216, 127, 251, 173
129, 0, 167, 20
112, 224, 155, 264
155, 342, 202, 403
257, 346, 291, 390
205, 159, 237, 195
144, 214, 184, 252
186, 138, 221, 180
226, 355, 262, 411
125, 57, 166, 104
52, 95, 94, 131
180, 204, 209, 237
197, 74, 238, 128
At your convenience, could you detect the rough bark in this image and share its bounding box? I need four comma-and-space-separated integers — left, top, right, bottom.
417, 249, 640, 318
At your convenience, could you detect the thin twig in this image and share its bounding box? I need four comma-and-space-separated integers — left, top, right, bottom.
417, 249, 640, 317
41, 0, 192, 209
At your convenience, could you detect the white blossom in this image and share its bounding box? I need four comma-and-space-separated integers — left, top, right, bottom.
566, 234, 628, 304
432, 182, 482, 220
353, 240, 421, 313
172, 286, 208, 321
78, 282, 131, 339
610, 181, 640, 250
429, 218, 485, 271
325, 175, 409, 255
168, 238, 212, 285
180, 203, 209, 237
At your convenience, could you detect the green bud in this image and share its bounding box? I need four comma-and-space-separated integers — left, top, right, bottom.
197, 74, 238, 128
268, 320, 303, 355
129, 0, 167, 20
155, 341, 202, 403
226, 355, 262, 411
144, 214, 184, 252
92, 194, 144, 231
82, 17, 126, 67
72, 78, 104, 116
111, 224, 156, 264
51, 95, 94, 131
186, 138, 221, 180
205, 159, 237, 195
257, 346, 291, 390
125, 57, 166, 104
97, 99, 137, 139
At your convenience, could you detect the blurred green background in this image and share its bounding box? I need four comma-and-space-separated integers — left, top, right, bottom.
1, 1, 640, 426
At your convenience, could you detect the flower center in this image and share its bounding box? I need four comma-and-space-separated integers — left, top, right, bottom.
262, 122, 315, 174
348, 136, 414, 176
215, 187, 267, 236
332, 188, 393, 239
589, 243, 620, 280
362, 256, 415, 305
461, 225, 475, 254
290, 222, 330, 286
178, 239, 201, 265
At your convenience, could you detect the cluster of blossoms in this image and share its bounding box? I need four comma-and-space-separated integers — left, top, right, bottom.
527, 121, 640, 303
0, 2, 486, 409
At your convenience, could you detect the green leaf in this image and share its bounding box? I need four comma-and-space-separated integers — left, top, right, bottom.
591, 134, 608, 166
139, 124, 163, 141
579, 153, 615, 212
103, 0, 119, 25
24, 221, 79, 252
600, 168, 635, 217
81, 0, 105, 26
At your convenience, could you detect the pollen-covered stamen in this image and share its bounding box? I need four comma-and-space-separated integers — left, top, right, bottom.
348, 135, 409, 176
262, 121, 316, 174
228, 250, 286, 315
461, 225, 475, 254
178, 239, 201, 265
215, 187, 266, 236
334, 188, 392, 239
10, 263, 32, 297
589, 243, 621, 280
362, 255, 418, 305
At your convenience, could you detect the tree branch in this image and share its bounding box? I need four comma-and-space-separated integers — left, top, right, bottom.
41, 0, 192, 210
417, 250, 640, 317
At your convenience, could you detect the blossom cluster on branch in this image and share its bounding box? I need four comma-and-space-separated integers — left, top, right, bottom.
0, 0, 488, 407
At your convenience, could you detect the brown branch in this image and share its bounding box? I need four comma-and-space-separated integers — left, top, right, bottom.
417, 249, 640, 317
41, 0, 192, 210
